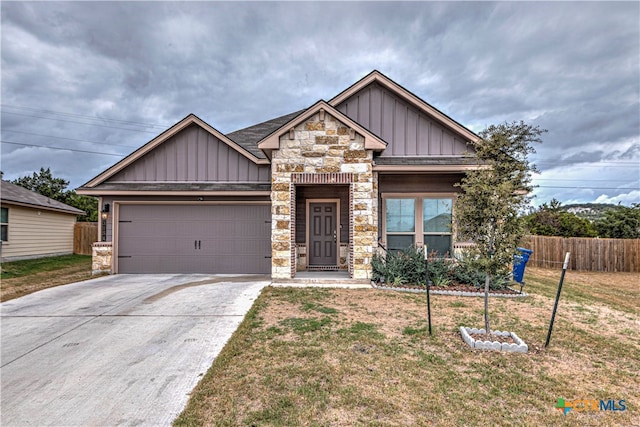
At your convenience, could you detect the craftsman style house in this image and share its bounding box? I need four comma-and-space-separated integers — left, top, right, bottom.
78, 71, 481, 279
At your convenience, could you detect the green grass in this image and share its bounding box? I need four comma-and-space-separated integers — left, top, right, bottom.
1, 254, 90, 279
174, 270, 639, 426
1, 254, 92, 302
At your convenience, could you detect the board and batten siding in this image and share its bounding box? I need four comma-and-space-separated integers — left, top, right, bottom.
109, 124, 270, 183
336, 83, 469, 157
1, 205, 76, 260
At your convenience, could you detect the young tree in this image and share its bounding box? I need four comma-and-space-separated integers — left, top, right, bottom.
455, 121, 545, 334
11, 168, 98, 222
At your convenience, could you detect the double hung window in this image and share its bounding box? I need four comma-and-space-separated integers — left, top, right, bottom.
1, 207, 8, 242
383, 196, 453, 256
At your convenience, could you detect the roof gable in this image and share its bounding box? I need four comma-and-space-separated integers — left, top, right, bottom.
81, 114, 269, 188
257, 101, 387, 154
0, 180, 84, 215
329, 70, 479, 145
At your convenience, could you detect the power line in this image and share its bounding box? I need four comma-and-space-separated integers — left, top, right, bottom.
536, 185, 638, 190
1, 130, 139, 149
1, 104, 170, 129
533, 160, 639, 166
1, 111, 160, 134
1, 140, 127, 157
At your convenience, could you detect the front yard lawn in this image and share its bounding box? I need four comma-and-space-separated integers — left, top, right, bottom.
1, 254, 92, 302
175, 267, 639, 426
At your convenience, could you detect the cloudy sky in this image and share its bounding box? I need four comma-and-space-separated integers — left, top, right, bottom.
1, 1, 638, 207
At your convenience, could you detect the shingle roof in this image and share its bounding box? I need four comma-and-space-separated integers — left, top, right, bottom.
226, 110, 305, 159
0, 180, 85, 215
84, 183, 271, 192
374, 156, 480, 165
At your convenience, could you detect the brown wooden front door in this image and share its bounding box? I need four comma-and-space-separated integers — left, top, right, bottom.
308, 202, 337, 266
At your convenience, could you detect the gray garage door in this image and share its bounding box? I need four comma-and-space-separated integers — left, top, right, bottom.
117, 204, 271, 274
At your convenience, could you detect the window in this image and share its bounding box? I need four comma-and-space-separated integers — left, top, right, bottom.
1, 207, 8, 242
423, 198, 452, 256
383, 196, 453, 256
385, 198, 415, 251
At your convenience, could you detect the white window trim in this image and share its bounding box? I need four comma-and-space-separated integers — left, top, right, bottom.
381, 193, 456, 251
1, 206, 8, 243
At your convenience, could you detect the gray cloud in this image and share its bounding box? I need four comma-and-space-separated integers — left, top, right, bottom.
1, 1, 638, 206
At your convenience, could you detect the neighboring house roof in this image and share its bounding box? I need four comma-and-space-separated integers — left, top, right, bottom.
227, 110, 305, 159
257, 100, 387, 153
0, 180, 85, 215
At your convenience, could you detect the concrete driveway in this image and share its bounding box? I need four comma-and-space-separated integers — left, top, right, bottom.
1, 274, 270, 426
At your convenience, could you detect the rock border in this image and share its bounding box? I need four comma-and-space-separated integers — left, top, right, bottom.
459, 327, 528, 353
371, 283, 528, 298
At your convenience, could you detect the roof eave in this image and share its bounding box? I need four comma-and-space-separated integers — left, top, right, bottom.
1, 199, 85, 215
76, 188, 271, 197
373, 164, 489, 173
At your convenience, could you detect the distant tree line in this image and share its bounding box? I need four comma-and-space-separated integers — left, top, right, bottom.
524, 199, 640, 239
6, 168, 97, 222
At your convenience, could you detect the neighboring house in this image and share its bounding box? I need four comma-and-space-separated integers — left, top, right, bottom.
77, 70, 481, 279
0, 180, 85, 261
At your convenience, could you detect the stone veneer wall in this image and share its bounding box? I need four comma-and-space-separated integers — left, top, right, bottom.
91, 242, 113, 275
270, 111, 378, 279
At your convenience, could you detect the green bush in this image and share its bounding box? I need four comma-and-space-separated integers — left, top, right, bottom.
373, 247, 513, 290
372, 245, 426, 286
426, 255, 454, 287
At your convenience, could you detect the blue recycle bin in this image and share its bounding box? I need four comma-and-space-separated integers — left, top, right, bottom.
513, 247, 533, 284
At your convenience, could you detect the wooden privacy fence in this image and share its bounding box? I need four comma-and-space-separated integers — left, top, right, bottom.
74, 222, 98, 255
522, 235, 640, 272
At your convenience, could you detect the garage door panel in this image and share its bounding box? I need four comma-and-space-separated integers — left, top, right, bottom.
117, 204, 271, 274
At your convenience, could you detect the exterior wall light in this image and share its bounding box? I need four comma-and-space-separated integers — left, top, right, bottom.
101, 203, 110, 241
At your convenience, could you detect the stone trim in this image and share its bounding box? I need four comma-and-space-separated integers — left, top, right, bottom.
270, 111, 377, 280
348, 183, 354, 277
290, 184, 296, 279
91, 241, 113, 275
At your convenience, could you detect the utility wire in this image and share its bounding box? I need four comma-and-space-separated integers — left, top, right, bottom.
1, 104, 170, 129
1, 111, 160, 134
536, 185, 638, 190
1, 140, 126, 157
2, 130, 139, 149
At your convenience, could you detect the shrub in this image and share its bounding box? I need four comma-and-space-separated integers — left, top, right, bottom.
426, 254, 454, 287
372, 247, 512, 290
372, 245, 426, 286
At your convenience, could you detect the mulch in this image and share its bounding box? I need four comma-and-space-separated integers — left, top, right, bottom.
381, 282, 523, 295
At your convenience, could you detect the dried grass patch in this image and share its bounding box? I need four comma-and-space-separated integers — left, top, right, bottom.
176, 269, 640, 427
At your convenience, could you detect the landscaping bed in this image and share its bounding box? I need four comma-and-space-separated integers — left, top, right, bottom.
372, 281, 528, 297
371, 246, 526, 296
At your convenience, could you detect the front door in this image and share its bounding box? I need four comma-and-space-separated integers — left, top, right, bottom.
308, 202, 337, 266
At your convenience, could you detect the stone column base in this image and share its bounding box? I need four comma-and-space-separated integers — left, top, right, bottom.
92, 242, 113, 275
